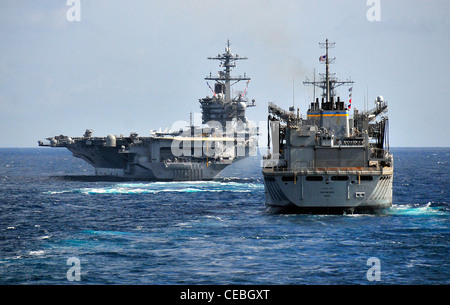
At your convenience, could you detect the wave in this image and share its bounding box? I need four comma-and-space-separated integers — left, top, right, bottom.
388, 202, 448, 216
45, 181, 264, 195
82, 230, 135, 236
28, 250, 45, 256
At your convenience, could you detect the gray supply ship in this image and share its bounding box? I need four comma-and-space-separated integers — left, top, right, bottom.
263, 39, 393, 214
39, 41, 257, 180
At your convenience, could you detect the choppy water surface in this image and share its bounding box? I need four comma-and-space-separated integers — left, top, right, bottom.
0, 148, 448, 284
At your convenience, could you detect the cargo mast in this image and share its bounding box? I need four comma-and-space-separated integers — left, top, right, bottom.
303, 39, 354, 109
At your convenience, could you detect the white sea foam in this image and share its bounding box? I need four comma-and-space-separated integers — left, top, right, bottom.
45, 181, 262, 195
38, 235, 52, 240
389, 202, 445, 216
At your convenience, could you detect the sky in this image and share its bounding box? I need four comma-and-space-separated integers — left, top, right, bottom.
0, 0, 449, 147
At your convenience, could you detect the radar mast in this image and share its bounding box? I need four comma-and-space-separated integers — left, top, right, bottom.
205, 40, 251, 103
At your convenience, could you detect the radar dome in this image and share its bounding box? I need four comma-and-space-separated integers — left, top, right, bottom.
106, 135, 116, 147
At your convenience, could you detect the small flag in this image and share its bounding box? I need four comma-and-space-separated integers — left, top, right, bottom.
243, 79, 250, 96
206, 81, 216, 96
319, 55, 326, 62
348, 87, 353, 109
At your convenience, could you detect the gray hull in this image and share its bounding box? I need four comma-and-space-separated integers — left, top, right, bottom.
263, 168, 393, 214
66, 139, 235, 181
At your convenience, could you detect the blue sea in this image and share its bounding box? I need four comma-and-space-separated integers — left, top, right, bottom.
0, 147, 448, 285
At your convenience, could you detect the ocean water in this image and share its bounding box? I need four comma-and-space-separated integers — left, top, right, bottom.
0, 147, 448, 285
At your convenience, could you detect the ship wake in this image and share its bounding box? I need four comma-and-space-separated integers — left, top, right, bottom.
44, 181, 263, 195
388, 202, 448, 216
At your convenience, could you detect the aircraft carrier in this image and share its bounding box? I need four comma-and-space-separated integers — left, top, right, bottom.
39, 41, 258, 180
263, 39, 393, 214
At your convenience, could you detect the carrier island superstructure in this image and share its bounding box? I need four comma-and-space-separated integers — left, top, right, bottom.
263, 40, 393, 214
39, 41, 258, 180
